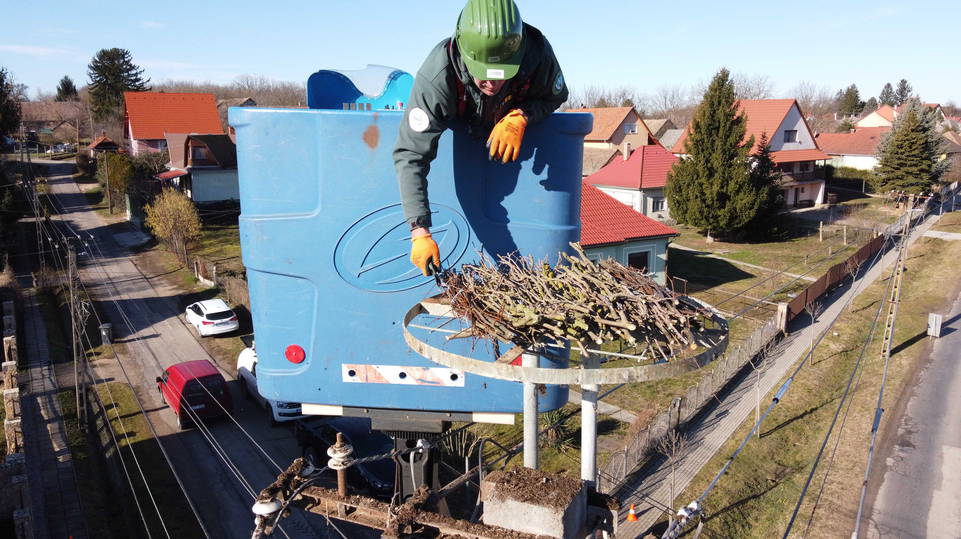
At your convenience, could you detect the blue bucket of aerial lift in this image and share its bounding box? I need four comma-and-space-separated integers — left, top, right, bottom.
229, 106, 592, 413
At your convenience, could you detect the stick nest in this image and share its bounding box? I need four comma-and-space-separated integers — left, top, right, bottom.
440, 244, 710, 359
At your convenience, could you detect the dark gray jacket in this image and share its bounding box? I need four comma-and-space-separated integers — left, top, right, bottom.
394, 24, 568, 228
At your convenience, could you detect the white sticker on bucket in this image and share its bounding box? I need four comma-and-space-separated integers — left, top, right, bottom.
486, 68, 505, 80
342, 364, 465, 387
408, 107, 430, 132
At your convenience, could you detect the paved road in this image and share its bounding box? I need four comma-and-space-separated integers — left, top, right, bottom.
865, 288, 961, 539
38, 162, 364, 538
615, 202, 947, 537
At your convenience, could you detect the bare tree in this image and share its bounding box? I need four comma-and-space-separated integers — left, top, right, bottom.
732, 73, 775, 100
787, 82, 837, 133
564, 85, 643, 111
656, 430, 689, 514
804, 300, 824, 364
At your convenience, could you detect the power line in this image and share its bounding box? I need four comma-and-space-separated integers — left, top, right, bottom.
780, 230, 899, 538
852, 197, 918, 537
20, 159, 210, 537
19, 164, 170, 537
660, 222, 900, 539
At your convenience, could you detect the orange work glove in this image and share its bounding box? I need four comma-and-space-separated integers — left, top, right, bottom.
410, 234, 441, 276
487, 109, 528, 163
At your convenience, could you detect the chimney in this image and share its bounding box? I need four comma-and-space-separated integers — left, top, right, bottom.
622, 140, 632, 160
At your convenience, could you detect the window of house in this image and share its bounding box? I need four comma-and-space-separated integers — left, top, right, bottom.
627, 251, 650, 273
191, 146, 208, 161
624, 123, 638, 135
652, 198, 665, 212
799, 162, 812, 172
783, 130, 798, 143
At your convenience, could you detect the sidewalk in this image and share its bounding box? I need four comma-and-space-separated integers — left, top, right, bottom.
19, 288, 87, 539
615, 207, 945, 537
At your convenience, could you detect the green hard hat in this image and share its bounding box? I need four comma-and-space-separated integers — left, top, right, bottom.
455, 0, 526, 81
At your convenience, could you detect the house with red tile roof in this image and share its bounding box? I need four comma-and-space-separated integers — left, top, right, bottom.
580, 182, 678, 285
672, 99, 830, 208
585, 144, 678, 220
856, 103, 946, 129
567, 106, 656, 151
86, 131, 119, 158
123, 92, 224, 156
815, 127, 890, 170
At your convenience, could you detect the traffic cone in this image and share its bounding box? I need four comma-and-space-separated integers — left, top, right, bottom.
626, 504, 638, 522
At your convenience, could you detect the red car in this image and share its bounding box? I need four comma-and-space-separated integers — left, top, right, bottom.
156, 360, 233, 430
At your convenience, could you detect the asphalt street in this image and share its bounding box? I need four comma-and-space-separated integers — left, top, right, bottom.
866, 284, 961, 538
39, 161, 366, 539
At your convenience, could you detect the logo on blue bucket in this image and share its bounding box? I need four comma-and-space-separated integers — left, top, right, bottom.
333, 204, 471, 292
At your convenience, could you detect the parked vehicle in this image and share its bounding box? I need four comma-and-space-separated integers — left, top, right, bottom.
295, 418, 395, 499
237, 345, 305, 425
156, 360, 233, 430
185, 299, 239, 336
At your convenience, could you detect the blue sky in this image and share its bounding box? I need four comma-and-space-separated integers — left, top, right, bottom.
2, 0, 959, 106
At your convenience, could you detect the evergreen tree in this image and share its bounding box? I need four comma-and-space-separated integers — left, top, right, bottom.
864, 97, 878, 112
0, 67, 22, 137
748, 132, 783, 226
87, 48, 150, 121
875, 99, 948, 193
55, 76, 78, 101
878, 83, 896, 106
835, 84, 864, 117
894, 79, 912, 106
666, 68, 767, 240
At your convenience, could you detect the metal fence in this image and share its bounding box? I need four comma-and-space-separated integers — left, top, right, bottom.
597, 181, 961, 494
192, 256, 250, 311
597, 316, 781, 493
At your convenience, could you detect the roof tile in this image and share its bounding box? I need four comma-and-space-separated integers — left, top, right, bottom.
816, 127, 890, 156
672, 99, 807, 154
124, 92, 223, 140
585, 145, 678, 190
580, 182, 678, 246
567, 106, 637, 141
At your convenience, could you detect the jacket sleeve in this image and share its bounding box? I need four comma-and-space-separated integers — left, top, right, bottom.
393, 63, 454, 229
517, 34, 568, 124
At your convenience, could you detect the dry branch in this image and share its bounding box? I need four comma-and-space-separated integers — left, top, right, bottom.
440, 244, 708, 359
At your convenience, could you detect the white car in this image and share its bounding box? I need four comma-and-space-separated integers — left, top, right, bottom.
237, 346, 305, 425
185, 299, 239, 337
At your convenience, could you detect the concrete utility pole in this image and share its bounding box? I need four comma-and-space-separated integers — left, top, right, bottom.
67, 240, 81, 425
581, 353, 599, 486
522, 352, 539, 469
853, 195, 913, 537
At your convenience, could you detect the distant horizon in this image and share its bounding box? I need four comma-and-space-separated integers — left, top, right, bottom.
3, 1, 958, 106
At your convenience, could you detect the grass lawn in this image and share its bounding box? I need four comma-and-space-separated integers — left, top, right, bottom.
931, 210, 961, 233
58, 387, 132, 539
36, 288, 71, 364
92, 382, 205, 538
664, 229, 961, 538
466, 404, 629, 477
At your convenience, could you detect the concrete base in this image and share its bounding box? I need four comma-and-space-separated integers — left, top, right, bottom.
481, 468, 587, 539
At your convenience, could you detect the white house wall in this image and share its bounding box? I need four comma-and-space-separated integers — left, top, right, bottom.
596, 186, 642, 212
828, 155, 878, 171
769, 105, 816, 152
856, 112, 892, 128
584, 237, 671, 285
191, 169, 239, 203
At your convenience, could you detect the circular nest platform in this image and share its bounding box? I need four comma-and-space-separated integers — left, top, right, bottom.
403, 294, 729, 385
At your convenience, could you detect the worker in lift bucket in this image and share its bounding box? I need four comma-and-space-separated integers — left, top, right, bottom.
395, 0, 568, 276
